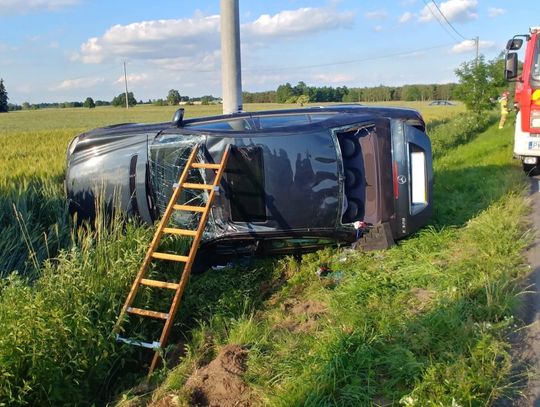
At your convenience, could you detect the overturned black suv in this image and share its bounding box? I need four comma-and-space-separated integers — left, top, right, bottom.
66, 105, 432, 255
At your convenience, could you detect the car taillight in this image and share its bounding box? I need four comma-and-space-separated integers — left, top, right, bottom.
393, 160, 399, 199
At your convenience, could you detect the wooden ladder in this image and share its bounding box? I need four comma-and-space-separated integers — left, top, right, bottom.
115, 143, 230, 375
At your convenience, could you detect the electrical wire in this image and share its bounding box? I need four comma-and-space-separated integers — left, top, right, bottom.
430, 0, 468, 40
243, 42, 458, 73
421, 0, 461, 42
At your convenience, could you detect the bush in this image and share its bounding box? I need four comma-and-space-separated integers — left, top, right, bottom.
428, 112, 497, 157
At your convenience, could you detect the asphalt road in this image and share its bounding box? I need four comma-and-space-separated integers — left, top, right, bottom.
516, 175, 540, 406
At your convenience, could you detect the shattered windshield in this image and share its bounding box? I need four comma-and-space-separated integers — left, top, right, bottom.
149, 134, 217, 238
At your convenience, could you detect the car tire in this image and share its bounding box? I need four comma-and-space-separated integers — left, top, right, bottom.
344, 167, 362, 189
343, 198, 362, 223
341, 138, 358, 158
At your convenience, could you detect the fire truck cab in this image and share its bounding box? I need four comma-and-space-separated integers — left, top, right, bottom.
505, 26, 540, 174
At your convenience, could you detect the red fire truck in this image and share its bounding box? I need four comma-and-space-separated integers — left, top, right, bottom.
505, 27, 540, 174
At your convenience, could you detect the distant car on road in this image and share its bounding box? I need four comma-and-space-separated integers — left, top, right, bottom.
65, 105, 433, 256
429, 100, 456, 106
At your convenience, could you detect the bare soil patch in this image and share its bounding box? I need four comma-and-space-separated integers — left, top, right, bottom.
410, 288, 435, 313
277, 300, 327, 333
184, 344, 253, 407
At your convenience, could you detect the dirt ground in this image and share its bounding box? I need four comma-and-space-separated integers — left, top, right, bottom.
184, 344, 253, 407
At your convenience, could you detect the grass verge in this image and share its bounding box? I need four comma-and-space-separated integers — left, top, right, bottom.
135, 122, 528, 406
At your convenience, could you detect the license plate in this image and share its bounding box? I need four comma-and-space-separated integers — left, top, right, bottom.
528, 141, 540, 150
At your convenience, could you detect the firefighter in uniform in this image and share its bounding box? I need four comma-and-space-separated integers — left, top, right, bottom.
499, 91, 509, 129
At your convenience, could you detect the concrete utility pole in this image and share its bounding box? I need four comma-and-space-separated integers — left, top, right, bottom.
123, 61, 129, 109
220, 0, 243, 114
475, 36, 479, 66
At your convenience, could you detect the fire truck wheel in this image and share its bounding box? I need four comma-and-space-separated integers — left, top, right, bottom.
523, 163, 540, 176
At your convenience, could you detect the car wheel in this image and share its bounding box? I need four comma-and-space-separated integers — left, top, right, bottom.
343, 198, 362, 223
341, 138, 358, 158
344, 168, 362, 189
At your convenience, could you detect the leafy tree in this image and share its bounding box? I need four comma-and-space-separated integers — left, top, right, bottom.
83, 97, 96, 109
0, 79, 8, 113
167, 89, 181, 106
454, 56, 496, 113
276, 83, 294, 103
111, 92, 137, 107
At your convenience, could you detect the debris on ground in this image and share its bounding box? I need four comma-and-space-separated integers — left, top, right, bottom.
184, 344, 253, 407
315, 264, 344, 288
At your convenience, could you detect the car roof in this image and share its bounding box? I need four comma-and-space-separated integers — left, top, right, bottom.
76, 104, 424, 142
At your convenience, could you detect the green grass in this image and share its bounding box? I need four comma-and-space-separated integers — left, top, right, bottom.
143, 121, 528, 406
0, 104, 527, 406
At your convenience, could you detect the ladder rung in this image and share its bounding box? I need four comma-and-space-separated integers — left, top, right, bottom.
191, 163, 221, 169
152, 252, 189, 262
173, 204, 205, 212
127, 307, 169, 320
163, 227, 197, 237
182, 182, 214, 190
116, 335, 161, 349
140, 278, 179, 290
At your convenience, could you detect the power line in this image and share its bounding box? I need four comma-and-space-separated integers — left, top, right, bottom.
242, 42, 458, 73
421, 0, 461, 42
429, 0, 468, 40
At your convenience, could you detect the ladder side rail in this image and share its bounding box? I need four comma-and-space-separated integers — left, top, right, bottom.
148, 145, 231, 373
115, 144, 201, 330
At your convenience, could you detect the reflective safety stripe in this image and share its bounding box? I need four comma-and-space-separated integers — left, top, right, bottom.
532, 90, 540, 106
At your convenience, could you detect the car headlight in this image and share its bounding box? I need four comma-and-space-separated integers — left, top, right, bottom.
67, 136, 79, 158
531, 110, 540, 129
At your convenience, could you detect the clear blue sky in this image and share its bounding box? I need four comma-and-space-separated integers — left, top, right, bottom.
0, 0, 538, 104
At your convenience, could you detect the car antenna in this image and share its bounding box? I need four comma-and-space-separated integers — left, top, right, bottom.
172, 108, 184, 127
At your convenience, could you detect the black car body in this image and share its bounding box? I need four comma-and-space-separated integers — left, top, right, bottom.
66, 105, 433, 255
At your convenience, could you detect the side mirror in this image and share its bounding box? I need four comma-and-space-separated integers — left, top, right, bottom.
505, 52, 519, 80
506, 38, 523, 51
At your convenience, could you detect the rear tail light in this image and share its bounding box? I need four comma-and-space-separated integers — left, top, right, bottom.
393, 160, 399, 199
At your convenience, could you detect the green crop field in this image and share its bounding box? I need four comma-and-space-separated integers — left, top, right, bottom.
0, 102, 528, 406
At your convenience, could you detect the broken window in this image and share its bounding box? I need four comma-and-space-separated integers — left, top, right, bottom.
148, 135, 217, 237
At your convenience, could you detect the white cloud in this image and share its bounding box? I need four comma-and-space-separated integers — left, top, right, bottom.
115, 73, 149, 85
364, 9, 388, 20
54, 77, 105, 90
419, 0, 478, 23
373, 25, 383, 32
399, 11, 414, 23
77, 14, 221, 64
451, 38, 495, 53
488, 7, 506, 18
76, 7, 355, 65
312, 73, 354, 83
245, 7, 355, 37
0, 0, 79, 15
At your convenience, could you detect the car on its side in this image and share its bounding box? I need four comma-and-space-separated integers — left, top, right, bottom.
65, 105, 433, 256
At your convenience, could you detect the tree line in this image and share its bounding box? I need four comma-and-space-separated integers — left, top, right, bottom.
243, 81, 458, 104
0, 53, 507, 113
